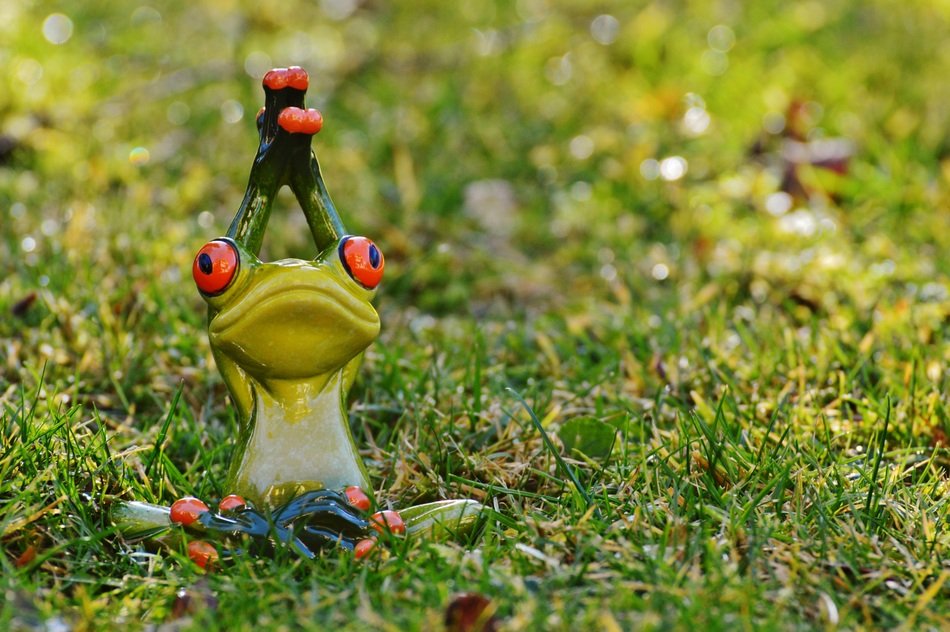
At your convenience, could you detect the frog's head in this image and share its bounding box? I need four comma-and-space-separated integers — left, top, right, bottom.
192, 236, 383, 382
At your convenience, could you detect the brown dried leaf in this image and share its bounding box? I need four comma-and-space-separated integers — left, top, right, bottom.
169, 579, 218, 621
11, 292, 37, 318
15, 544, 37, 568
445, 593, 498, 632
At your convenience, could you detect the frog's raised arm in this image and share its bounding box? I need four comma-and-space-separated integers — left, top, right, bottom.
226, 66, 346, 255
288, 136, 345, 253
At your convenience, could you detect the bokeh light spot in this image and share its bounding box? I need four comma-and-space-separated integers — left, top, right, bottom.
763, 111, 786, 134
167, 101, 190, 125
659, 156, 688, 181
130, 6, 162, 25
244, 51, 272, 78
590, 15, 620, 45
707, 25, 735, 52
321, 0, 358, 21
197, 211, 215, 229
569, 135, 594, 160
43, 13, 73, 45
701, 49, 728, 76
683, 107, 711, 135
129, 147, 150, 166
15, 59, 43, 85
545, 54, 572, 86
640, 159, 660, 180
571, 181, 592, 201
765, 192, 793, 216
651, 263, 670, 281
221, 100, 244, 124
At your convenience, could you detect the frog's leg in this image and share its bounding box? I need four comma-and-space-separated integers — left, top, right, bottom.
399, 499, 485, 541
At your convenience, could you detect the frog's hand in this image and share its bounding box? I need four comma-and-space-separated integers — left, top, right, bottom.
260, 98, 348, 254
257, 67, 309, 148
227, 66, 313, 254
399, 499, 484, 542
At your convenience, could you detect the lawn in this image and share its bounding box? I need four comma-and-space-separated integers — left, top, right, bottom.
3, 0, 950, 629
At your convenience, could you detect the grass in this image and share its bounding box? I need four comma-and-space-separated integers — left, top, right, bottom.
3, 0, 950, 628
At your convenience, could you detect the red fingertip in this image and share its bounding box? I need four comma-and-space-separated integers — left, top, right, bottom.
263, 68, 288, 90
263, 66, 309, 91
277, 107, 323, 134
285, 66, 309, 90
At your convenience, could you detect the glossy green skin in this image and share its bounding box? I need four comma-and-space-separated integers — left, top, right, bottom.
204, 239, 378, 507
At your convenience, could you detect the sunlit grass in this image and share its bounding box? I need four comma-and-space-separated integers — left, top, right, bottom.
3, 0, 950, 629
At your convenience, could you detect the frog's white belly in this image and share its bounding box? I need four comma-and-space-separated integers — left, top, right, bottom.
234, 371, 368, 503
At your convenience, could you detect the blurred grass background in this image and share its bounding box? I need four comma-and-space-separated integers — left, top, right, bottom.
4, 0, 950, 629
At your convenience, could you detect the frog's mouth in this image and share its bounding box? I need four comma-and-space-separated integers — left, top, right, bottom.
209, 265, 379, 381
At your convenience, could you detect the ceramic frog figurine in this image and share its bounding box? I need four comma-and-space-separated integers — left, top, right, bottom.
112, 67, 480, 561
192, 234, 382, 507
191, 65, 386, 508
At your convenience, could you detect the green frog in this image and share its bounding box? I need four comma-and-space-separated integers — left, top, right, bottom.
113, 67, 480, 557
192, 234, 384, 506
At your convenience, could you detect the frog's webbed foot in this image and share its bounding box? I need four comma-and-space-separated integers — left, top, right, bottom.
112, 488, 377, 563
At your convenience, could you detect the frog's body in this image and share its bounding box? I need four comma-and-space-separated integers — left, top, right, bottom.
232, 369, 363, 505
199, 239, 380, 507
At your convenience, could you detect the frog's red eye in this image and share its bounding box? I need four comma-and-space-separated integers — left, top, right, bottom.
340, 236, 384, 289
193, 239, 239, 296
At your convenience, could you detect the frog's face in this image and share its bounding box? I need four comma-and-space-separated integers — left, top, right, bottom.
192, 236, 384, 381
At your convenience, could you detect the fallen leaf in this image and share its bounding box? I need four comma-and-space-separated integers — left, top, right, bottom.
12, 292, 37, 318
15, 544, 37, 568
445, 593, 498, 632
169, 579, 218, 620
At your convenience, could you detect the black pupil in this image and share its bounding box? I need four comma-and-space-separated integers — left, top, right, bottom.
198, 252, 213, 275
369, 244, 380, 268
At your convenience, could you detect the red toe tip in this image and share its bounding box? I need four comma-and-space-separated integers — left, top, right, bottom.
218, 494, 247, 512
370, 510, 406, 535
344, 486, 371, 511
170, 497, 210, 526
187, 540, 219, 569
354, 538, 377, 559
